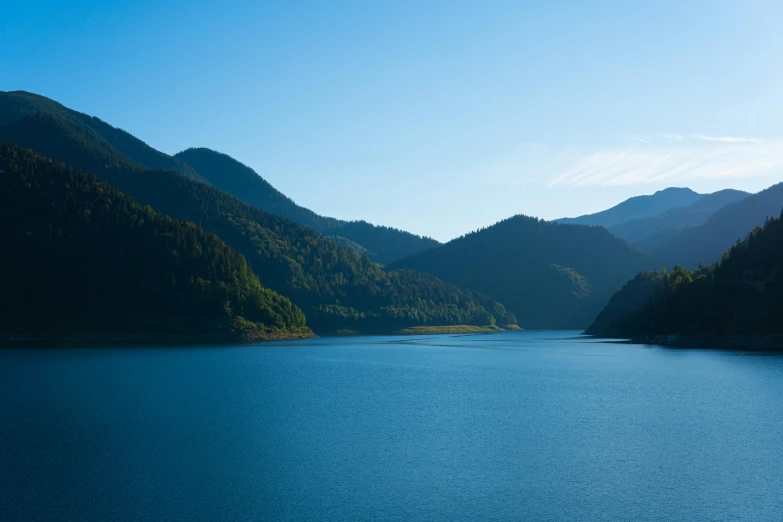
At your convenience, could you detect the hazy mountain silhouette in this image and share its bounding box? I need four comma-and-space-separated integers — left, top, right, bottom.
639, 182, 783, 269
557, 187, 702, 228
609, 189, 749, 244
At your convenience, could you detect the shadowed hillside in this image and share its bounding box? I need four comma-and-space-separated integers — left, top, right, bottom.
0, 90, 206, 183
0, 143, 308, 340
587, 212, 783, 339
392, 215, 662, 329
175, 147, 440, 264
0, 113, 515, 333
639, 182, 783, 268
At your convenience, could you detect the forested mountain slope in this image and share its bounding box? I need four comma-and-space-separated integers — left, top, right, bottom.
587, 213, 783, 339
0, 115, 515, 333
0, 143, 307, 340
639, 182, 783, 268
557, 187, 702, 228
609, 189, 749, 244
110, 170, 516, 333
0, 90, 206, 182
0, 91, 438, 265
175, 148, 440, 264
392, 216, 662, 329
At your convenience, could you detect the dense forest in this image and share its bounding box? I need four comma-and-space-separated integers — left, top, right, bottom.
0, 143, 308, 340
110, 170, 516, 332
0, 91, 441, 265
392, 215, 662, 329
175, 147, 440, 264
587, 213, 783, 338
0, 90, 205, 182
0, 113, 515, 333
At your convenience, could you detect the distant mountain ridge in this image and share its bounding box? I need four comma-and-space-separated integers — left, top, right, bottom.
557, 187, 703, 228
174, 147, 440, 264
7, 89, 776, 335
639, 181, 783, 269
609, 189, 749, 244
392, 215, 662, 329
587, 212, 783, 341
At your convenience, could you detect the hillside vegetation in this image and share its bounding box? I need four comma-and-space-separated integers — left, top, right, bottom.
175, 147, 440, 264
393, 215, 661, 329
0, 143, 308, 340
0, 90, 205, 182
587, 213, 783, 339
0, 113, 515, 334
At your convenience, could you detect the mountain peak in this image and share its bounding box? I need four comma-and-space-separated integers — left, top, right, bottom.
653, 187, 700, 196
556, 187, 704, 228
174, 147, 439, 264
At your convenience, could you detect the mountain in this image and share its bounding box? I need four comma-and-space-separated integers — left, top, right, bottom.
109, 169, 517, 333
0, 142, 308, 340
639, 181, 783, 269
174, 147, 440, 264
0, 90, 206, 183
587, 213, 783, 340
391, 215, 662, 329
0, 113, 515, 333
0, 92, 439, 265
609, 189, 749, 244
557, 187, 703, 228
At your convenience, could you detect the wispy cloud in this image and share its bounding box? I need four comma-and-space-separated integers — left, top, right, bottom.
627, 133, 649, 144
692, 133, 763, 144
659, 132, 683, 141
545, 138, 782, 187
476, 132, 783, 189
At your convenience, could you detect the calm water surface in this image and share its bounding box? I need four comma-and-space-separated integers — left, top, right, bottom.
2, 331, 783, 521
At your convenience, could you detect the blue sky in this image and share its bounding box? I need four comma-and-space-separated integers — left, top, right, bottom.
3, 0, 783, 241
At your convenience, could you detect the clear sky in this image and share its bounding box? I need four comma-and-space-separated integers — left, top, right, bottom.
3, 0, 783, 241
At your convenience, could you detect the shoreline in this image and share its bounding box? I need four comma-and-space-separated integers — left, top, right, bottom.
627, 334, 783, 351
0, 325, 523, 346
0, 329, 317, 347
319, 325, 523, 337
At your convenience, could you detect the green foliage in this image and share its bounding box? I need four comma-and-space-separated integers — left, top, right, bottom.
392, 215, 661, 329
0, 90, 205, 182
174, 147, 440, 264
0, 143, 307, 338
109, 170, 516, 332
0, 109, 515, 333
587, 215, 783, 337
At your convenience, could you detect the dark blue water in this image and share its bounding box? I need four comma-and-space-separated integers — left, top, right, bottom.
2, 331, 783, 521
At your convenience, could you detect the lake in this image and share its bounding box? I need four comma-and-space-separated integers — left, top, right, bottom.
2, 331, 782, 521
